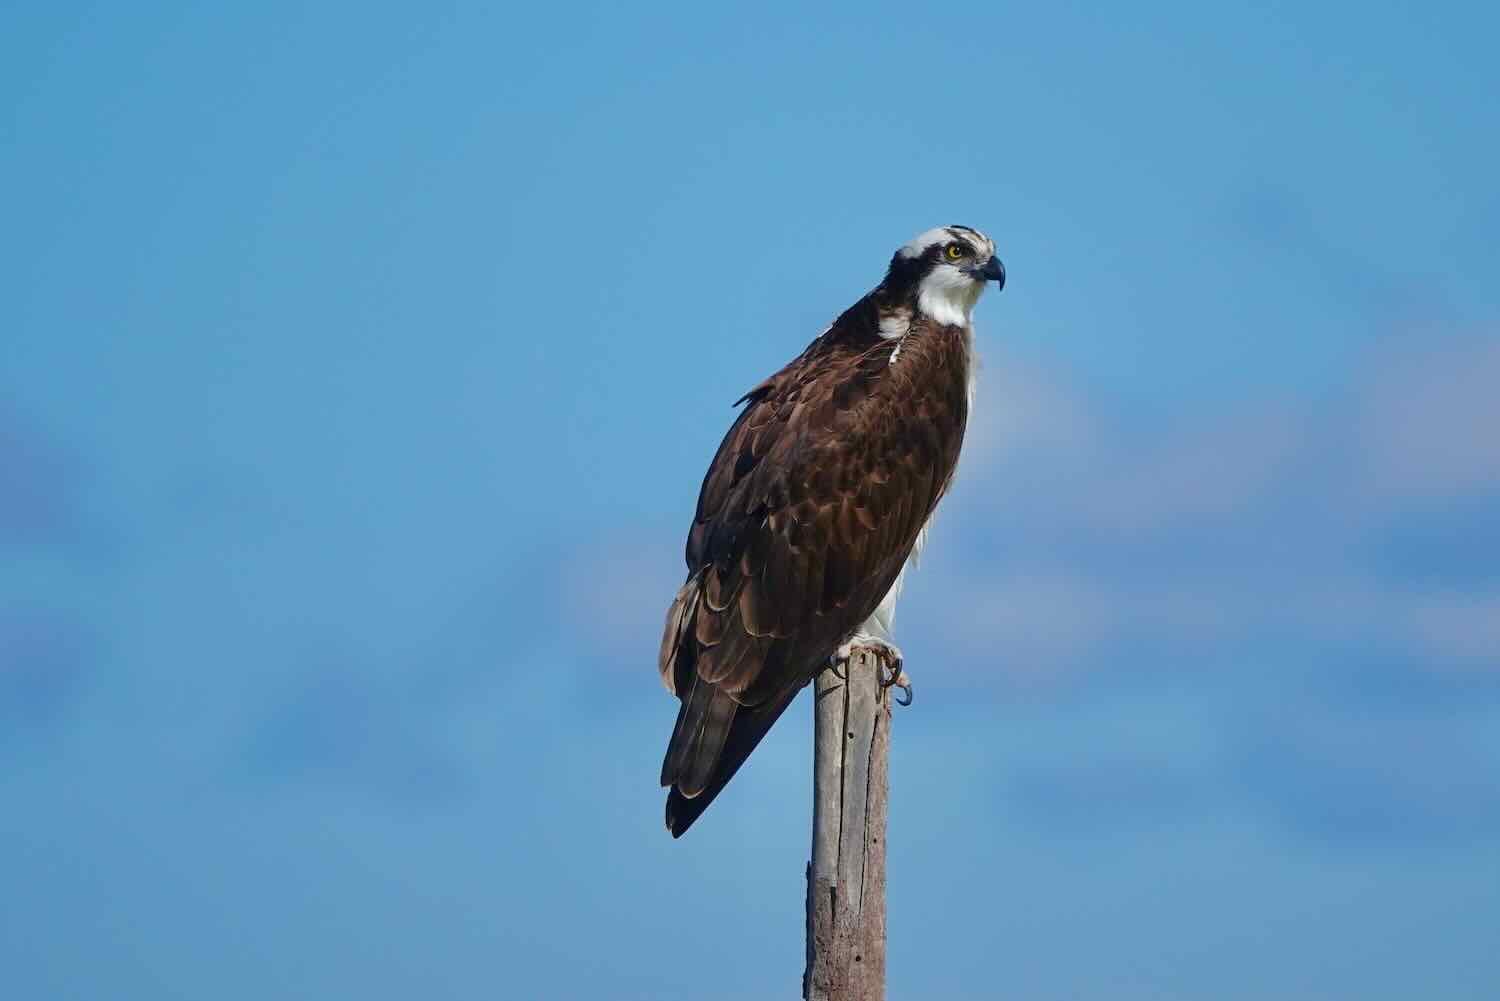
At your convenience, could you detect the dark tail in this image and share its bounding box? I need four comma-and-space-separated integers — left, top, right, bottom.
661, 681, 801, 838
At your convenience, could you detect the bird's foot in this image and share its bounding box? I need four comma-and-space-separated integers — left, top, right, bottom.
831, 634, 913, 706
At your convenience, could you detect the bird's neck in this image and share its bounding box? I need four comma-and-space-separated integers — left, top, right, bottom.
872, 281, 982, 336
917, 279, 984, 328
866, 292, 978, 414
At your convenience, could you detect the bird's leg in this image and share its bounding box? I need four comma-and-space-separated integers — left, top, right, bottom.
833, 634, 913, 706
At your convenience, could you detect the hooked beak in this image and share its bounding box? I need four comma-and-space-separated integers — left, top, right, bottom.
980, 256, 1005, 289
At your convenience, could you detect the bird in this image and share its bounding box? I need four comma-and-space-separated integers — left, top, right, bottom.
657, 224, 1005, 837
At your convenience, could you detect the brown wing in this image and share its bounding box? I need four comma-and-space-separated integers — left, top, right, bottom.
658, 302, 970, 836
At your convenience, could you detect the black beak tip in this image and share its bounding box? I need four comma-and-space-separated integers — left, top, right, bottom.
984, 257, 1006, 289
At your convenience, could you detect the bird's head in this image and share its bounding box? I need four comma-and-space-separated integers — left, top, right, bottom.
883, 224, 1005, 328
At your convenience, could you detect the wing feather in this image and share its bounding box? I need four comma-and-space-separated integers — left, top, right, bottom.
657, 575, 700, 695
659, 298, 972, 835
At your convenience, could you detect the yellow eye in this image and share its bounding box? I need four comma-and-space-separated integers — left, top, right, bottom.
945, 243, 967, 261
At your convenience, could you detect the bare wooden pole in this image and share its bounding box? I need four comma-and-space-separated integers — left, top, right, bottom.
804, 649, 891, 1001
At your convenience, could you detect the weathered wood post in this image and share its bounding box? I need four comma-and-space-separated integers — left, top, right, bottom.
803, 649, 892, 1001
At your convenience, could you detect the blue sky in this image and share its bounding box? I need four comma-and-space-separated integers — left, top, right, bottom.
4, 1, 1498, 998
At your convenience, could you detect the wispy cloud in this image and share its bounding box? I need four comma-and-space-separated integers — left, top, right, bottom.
926, 332, 1500, 681
1351, 336, 1500, 500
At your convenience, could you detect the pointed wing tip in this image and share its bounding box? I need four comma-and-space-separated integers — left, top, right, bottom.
665, 792, 690, 838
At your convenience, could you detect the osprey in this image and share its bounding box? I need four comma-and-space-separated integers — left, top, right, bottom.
658, 225, 1005, 837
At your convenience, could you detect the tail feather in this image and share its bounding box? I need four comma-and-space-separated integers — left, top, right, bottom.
663, 684, 801, 838
660, 677, 739, 797
682, 686, 738, 797
660, 676, 715, 786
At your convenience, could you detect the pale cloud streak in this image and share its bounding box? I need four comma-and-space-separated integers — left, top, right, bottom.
923, 332, 1500, 680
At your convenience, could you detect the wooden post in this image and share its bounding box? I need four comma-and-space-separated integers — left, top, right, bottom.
804, 649, 891, 1001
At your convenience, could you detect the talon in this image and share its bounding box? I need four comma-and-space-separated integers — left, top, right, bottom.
883, 664, 913, 706
872, 652, 912, 706
827, 643, 851, 680
876, 658, 903, 687
831, 634, 911, 702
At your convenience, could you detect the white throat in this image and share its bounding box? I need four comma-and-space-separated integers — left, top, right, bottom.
916, 263, 985, 328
